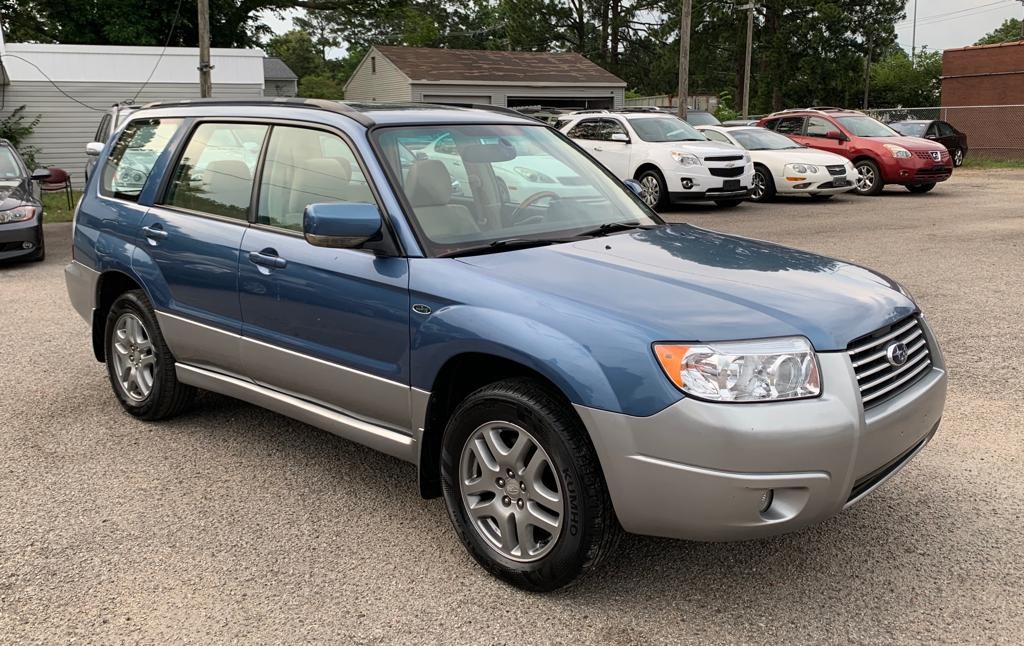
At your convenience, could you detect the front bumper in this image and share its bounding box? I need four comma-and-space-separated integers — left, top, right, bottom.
882, 156, 953, 184
667, 164, 753, 203
576, 323, 947, 541
777, 171, 856, 195
0, 218, 42, 261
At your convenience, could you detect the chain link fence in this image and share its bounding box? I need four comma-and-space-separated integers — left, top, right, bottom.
866, 105, 1024, 162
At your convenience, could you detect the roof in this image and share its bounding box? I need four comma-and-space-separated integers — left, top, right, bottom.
0, 43, 265, 85
944, 39, 1024, 53
263, 57, 297, 81
132, 98, 541, 128
370, 46, 626, 86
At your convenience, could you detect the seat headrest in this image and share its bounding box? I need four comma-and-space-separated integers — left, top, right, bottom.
202, 159, 252, 184
407, 160, 452, 208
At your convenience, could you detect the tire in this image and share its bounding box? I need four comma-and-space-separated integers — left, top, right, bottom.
104, 290, 195, 420
853, 159, 884, 196
440, 378, 620, 591
906, 183, 936, 194
714, 199, 743, 208
749, 164, 776, 202
809, 194, 834, 202
636, 168, 668, 210
952, 147, 965, 167
29, 226, 45, 262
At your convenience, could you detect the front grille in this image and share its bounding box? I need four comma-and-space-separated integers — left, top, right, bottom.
826, 164, 846, 176
847, 434, 929, 502
709, 167, 745, 178
704, 155, 744, 162
914, 168, 952, 180
914, 150, 948, 161
847, 316, 933, 408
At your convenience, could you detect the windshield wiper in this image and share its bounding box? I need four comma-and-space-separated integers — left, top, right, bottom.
438, 237, 577, 258
577, 221, 658, 237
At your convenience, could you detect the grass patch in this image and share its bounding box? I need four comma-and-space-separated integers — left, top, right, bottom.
41, 190, 82, 223
961, 158, 1024, 170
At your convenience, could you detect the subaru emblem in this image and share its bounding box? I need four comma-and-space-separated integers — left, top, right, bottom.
886, 342, 909, 367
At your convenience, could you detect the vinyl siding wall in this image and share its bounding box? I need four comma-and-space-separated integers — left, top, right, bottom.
344, 51, 412, 102
410, 84, 625, 108
1, 81, 263, 187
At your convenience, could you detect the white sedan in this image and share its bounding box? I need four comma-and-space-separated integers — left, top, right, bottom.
697, 125, 856, 202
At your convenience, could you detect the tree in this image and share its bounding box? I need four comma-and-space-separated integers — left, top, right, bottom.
298, 73, 345, 98
266, 29, 325, 78
975, 18, 1023, 46
869, 47, 942, 107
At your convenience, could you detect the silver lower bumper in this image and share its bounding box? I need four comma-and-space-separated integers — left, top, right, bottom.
576, 329, 948, 541
65, 260, 101, 323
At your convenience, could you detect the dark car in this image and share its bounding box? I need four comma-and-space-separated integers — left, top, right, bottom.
684, 110, 722, 127
0, 139, 49, 262
890, 120, 968, 167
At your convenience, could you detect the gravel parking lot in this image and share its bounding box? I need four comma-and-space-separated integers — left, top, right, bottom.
2, 170, 1022, 644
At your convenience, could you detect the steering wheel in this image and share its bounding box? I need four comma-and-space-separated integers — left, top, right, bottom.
510, 191, 560, 226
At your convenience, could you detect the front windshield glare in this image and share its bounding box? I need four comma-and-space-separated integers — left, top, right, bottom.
731, 128, 802, 151
836, 116, 899, 138
891, 122, 927, 137
0, 147, 23, 179
628, 117, 706, 142
376, 124, 658, 256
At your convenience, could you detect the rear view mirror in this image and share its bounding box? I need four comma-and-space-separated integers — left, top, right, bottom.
31, 168, 51, 181
303, 202, 383, 249
86, 142, 104, 157
610, 133, 630, 143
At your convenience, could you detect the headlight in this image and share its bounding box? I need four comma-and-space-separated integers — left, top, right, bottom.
654, 337, 821, 402
0, 205, 38, 225
884, 144, 912, 159
514, 166, 556, 184
789, 163, 819, 174
671, 151, 702, 167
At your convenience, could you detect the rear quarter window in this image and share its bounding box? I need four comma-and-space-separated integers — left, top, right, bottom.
100, 118, 182, 202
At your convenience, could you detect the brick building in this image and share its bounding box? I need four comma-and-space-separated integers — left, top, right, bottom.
941, 40, 1024, 160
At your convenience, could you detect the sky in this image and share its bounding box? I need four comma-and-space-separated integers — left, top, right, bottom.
261, 0, 1024, 58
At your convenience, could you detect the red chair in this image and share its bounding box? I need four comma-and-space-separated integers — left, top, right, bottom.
39, 167, 73, 210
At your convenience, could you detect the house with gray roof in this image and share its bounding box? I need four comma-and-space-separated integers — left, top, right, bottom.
343, 46, 626, 110
263, 57, 298, 97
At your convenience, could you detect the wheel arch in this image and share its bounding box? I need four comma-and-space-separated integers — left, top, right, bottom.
91, 270, 145, 362
633, 162, 663, 180
417, 352, 582, 499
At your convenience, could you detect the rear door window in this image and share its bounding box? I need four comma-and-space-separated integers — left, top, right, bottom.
163, 122, 269, 220
567, 119, 604, 140
774, 117, 805, 136
100, 118, 182, 202
806, 117, 833, 137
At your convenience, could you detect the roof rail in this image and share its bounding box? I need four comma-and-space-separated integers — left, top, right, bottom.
424, 102, 543, 122
567, 109, 611, 115
137, 97, 376, 127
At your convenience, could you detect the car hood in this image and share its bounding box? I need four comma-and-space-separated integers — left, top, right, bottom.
882, 136, 945, 152
0, 180, 36, 212
751, 148, 850, 166
658, 140, 746, 159
457, 225, 915, 351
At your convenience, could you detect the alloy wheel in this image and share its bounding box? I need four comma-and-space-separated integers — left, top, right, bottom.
856, 164, 875, 192
751, 170, 767, 200
954, 148, 964, 166
111, 312, 157, 401
459, 421, 564, 562
639, 175, 661, 207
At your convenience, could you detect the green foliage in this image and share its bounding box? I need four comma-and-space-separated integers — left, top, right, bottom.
266, 29, 326, 79
0, 106, 43, 169
869, 47, 942, 108
298, 74, 345, 99
975, 18, 1023, 46
714, 92, 741, 122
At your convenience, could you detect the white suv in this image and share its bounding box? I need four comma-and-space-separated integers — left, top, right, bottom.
558, 111, 753, 209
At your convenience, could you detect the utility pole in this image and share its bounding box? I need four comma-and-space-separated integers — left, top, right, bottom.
677, 0, 692, 119
740, 3, 755, 118
863, 34, 872, 109
1019, 0, 1024, 39
911, 0, 918, 65
197, 0, 213, 97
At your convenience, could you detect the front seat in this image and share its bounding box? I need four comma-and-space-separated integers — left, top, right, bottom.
405, 160, 479, 240
202, 159, 254, 217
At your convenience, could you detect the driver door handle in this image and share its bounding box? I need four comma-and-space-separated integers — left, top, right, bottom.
141, 224, 168, 240
248, 250, 287, 269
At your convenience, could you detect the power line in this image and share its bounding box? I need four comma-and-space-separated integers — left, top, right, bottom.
894, 0, 1015, 29
0, 53, 105, 111
132, 0, 184, 102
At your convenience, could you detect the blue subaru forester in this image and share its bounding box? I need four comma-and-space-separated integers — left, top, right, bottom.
66, 99, 947, 590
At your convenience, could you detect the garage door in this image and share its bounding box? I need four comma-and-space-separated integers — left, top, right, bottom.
422, 95, 492, 106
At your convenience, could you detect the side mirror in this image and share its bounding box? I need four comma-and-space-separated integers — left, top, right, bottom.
303, 202, 382, 249
623, 179, 644, 197
31, 168, 51, 181
610, 133, 630, 143
86, 142, 104, 157
825, 130, 846, 141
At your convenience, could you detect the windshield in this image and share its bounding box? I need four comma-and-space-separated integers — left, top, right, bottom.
730, 129, 803, 150
627, 117, 705, 142
836, 116, 900, 138
375, 124, 660, 256
890, 122, 928, 137
0, 146, 24, 179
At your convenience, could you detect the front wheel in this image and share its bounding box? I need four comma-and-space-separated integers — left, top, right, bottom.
714, 199, 743, 208
952, 148, 965, 167
104, 290, 195, 420
906, 182, 936, 194
853, 159, 884, 196
749, 165, 776, 202
440, 378, 620, 591
636, 168, 668, 210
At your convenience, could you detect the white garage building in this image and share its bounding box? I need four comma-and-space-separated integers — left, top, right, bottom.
0, 43, 267, 185
344, 46, 626, 110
